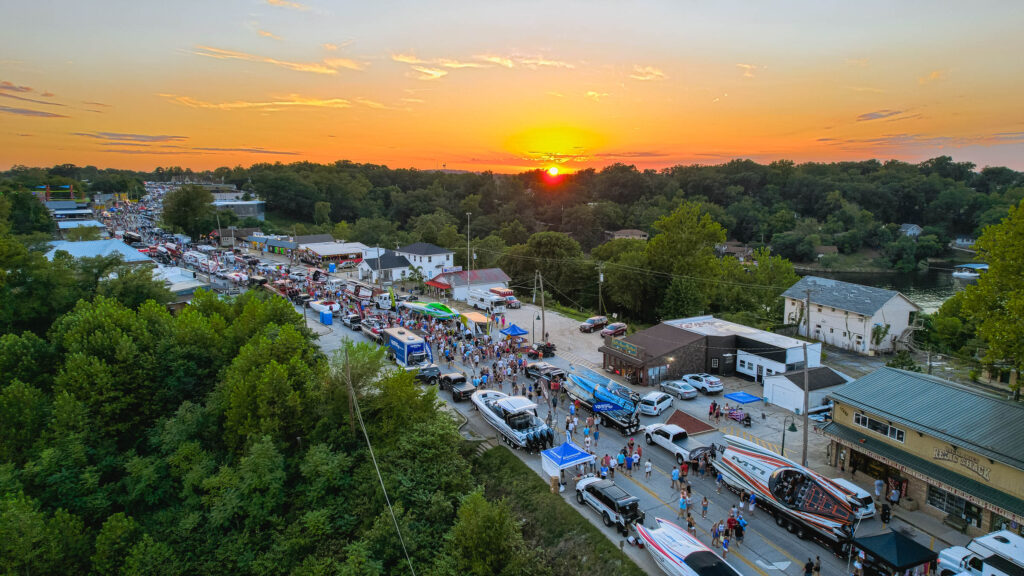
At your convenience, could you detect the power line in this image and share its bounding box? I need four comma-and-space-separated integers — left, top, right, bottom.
344, 347, 418, 576
472, 246, 796, 292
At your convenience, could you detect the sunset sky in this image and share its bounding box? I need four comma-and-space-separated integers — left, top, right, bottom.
2, 1, 1023, 172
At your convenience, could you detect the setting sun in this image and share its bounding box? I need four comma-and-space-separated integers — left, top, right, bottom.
547, 167, 559, 176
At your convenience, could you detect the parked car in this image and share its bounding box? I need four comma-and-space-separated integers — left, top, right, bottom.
525, 361, 565, 380
397, 294, 419, 302
683, 373, 724, 394
289, 271, 308, 282
414, 364, 442, 385
639, 391, 674, 416
504, 295, 521, 309
601, 322, 628, 337
341, 313, 362, 330
576, 477, 646, 536
438, 372, 468, 391
660, 379, 699, 400
579, 316, 609, 333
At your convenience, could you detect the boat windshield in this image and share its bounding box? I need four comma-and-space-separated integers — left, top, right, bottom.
684, 551, 743, 576
769, 469, 807, 508
507, 412, 537, 431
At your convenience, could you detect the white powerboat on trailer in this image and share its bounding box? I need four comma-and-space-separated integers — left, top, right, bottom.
637, 518, 742, 576
471, 390, 554, 453
716, 435, 856, 553
952, 263, 988, 280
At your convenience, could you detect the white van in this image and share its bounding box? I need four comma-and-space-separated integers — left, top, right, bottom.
467, 288, 506, 314
831, 478, 875, 519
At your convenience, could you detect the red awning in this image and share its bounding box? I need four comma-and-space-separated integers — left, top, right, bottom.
425, 280, 451, 289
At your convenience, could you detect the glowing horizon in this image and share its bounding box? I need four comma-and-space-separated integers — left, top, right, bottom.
2, 1, 1024, 172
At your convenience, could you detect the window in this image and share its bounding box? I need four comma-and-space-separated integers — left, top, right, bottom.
817, 307, 822, 313
428, 256, 432, 263
842, 331, 847, 337
928, 486, 982, 528
711, 358, 719, 369
830, 328, 834, 333
854, 412, 905, 442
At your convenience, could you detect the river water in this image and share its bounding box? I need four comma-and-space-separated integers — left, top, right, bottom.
798, 266, 968, 314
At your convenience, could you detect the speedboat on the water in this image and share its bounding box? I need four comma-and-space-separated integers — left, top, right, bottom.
636, 517, 742, 576
471, 390, 554, 452
952, 263, 987, 279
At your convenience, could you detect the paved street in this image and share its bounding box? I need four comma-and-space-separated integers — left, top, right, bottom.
302, 300, 943, 576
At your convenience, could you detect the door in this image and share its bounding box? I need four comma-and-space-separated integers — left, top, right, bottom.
756, 365, 763, 383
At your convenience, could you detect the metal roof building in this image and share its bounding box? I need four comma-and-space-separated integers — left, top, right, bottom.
45, 240, 151, 264
821, 367, 1024, 535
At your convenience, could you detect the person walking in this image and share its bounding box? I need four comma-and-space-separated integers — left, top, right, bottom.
711, 521, 721, 547
803, 558, 814, 576
889, 486, 901, 507
716, 471, 724, 493
677, 491, 687, 518
812, 556, 821, 576
686, 513, 696, 536
721, 534, 730, 559
874, 477, 885, 499
734, 518, 744, 547
681, 461, 689, 484
644, 458, 652, 480
625, 453, 633, 477
748, 491, 756, 516
671, 466, 680, 490
701, 496, 709, 519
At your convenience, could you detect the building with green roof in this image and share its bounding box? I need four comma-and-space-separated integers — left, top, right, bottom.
820, 367, 1024, 536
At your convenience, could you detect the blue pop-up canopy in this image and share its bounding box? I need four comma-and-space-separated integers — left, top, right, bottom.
541, 441, 595, 477
500, 323, 529, 337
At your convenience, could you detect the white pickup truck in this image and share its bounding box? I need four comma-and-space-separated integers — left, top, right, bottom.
644, 423, 712, 464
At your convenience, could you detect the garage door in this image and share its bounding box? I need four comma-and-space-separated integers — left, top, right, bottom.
767, 380, 803, 413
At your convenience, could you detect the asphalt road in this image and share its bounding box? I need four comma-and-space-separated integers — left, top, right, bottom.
309, 311, 899, 576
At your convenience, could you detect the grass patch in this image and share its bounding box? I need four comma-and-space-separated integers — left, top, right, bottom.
472, 447, 645, 576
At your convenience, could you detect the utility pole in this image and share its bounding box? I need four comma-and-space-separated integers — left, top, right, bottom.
539, 272, 547, 342
802, 288, 812, 467
466, 212, 472, 293
598, 263, 605, 315
344, 346, 356, 437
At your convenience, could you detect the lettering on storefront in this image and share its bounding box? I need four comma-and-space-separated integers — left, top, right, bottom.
933, 448, 991, 481
611, 339, 638, 358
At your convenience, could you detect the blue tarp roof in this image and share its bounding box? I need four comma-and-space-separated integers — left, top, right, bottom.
45, 240, 150, 263
500, 323, 529, 337
541, 442, 594, 472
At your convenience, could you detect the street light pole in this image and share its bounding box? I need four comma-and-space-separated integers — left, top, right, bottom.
465, 212, 471, 294
781, 415, 798, 457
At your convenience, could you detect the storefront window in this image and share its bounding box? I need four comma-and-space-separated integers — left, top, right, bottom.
990, 512, 1024, 536
927, 485, 982, 528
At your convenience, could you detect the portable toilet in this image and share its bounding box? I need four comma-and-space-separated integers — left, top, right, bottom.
319, 311, 333, 325
328, 263, 336, 273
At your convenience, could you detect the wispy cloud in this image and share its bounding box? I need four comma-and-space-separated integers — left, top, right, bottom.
193, 45, 365, 74
74, 132, 187, 143
83, 101, 110, 107
353, 97, 386, 109
193, 146, 299, 155
258, 29, 281, 40
476, 54, 514, 68
629, 65, 666, 81
393, 52, 574, 80
0, 92, 65, 106
736, 63, 759, 78
322, 43, 337, 51
401, 97, 425, 104
585, 91, 609, 102
919, 69, 949, 85
857, 109, 903, 122
0, 81, 33, 93
546, 91, 564, 98
0, 105, 68, 118
594, 151, 669, 158
846, 58, 869, 67
391, 53, 485, 69
266, 0, 308, 10
408, 66, 448, 80
161, 93, 353, 110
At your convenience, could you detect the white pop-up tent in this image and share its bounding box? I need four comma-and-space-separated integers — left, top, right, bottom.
541, 441, 595, 478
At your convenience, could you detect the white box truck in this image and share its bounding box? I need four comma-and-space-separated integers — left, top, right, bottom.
938, 530, 1024, 576
467, 288, 506, 314
383, 327, 432, 370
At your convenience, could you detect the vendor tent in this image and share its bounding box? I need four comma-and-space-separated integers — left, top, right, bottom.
541, 441, 595, 478
853, 531, 937, 573
500, 324, 529, 337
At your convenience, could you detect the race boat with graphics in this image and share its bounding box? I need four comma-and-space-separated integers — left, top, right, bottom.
471, 390, 554, 452
637, 517, 742, 576
717, 435, 855, 554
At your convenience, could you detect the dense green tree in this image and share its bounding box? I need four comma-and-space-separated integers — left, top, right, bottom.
162, 184, 214, 240
962, 199, 1024, 394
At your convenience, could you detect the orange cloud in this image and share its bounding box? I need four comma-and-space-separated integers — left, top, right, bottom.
736, 63, 759, 78
919, 69, 949, 85
629, 65, 666, 81
258, 29, 281, 40
161, 93, 353, 110
266, 0, 308, 10
408, 66, 448, 80
192, 45, 365, 74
